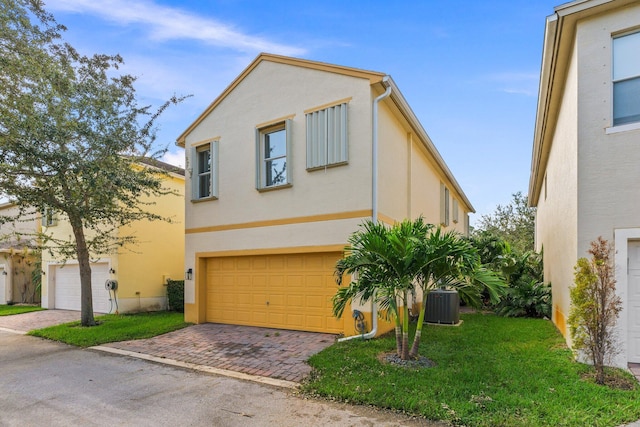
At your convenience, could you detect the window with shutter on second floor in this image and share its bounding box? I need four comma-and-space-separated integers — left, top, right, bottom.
305, 102, 348, 170
191, 140, 218, 201
613, 31, 640, 126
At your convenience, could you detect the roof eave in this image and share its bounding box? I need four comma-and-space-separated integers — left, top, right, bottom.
176, 53, 386, 147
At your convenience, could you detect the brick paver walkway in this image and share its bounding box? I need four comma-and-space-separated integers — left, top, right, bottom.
104, 323, 337, 383
0, 309, 80, 332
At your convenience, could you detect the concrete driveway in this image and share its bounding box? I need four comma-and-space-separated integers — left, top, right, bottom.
0, 330, 440, 426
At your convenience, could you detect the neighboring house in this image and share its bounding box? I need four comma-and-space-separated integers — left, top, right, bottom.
529, 0, 640, 368
40, 160, 185, 314
0, 202, 40, 305
177, 53, 474, 337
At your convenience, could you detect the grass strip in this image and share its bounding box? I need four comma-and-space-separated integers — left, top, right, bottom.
28, 311, 191, 347
0, 304, 44, 316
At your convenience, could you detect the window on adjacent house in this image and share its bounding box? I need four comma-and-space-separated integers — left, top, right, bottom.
613, 31, 640, 126
256, 120, 291, 190
306, 102, 348, 169
440, 183, 450, 227
191, 140, 218, 201
42, 208, 57, 227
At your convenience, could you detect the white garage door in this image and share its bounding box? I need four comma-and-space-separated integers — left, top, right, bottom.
54, 263, 111, 313
628, 241, 640, 363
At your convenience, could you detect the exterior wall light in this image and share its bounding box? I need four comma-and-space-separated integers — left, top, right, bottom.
185, 268, 193, 280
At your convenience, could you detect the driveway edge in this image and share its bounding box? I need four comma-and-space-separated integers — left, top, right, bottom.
90, 345, 299, 389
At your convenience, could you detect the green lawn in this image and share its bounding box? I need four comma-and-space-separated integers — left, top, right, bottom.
303, 313, 640, 427
0, 304, 44, 316
28, 311, 191, 347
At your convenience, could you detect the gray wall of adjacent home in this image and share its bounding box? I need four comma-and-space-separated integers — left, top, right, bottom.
576, 4, 640, 255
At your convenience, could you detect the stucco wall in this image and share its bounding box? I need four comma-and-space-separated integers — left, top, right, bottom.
535, 36, 579, 339
184, 61, 374, 231
116, 172, 185, 312
576, 5, 640, 251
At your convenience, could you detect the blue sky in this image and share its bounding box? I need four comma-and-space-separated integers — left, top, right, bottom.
43, 0, 561, 224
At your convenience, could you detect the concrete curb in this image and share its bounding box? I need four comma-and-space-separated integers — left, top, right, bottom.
90, 345, 300, 390
0, 327, 27, 335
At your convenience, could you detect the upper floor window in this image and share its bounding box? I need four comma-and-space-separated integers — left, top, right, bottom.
613, 31, 640, 126
256, 119, 291, 190
305, 102, 348, 170
42, 207, 57, 227
191, 140, 218, 201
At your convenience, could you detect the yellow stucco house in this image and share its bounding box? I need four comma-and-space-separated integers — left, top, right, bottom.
529, 0, 640, 368
0, 202, 40, 305
177, 53, 473, 337
40, 159, 185, 314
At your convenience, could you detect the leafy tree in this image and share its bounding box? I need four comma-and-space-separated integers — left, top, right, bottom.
473, 191, 535, 254
471, 222, 550, 319
0, 0, 184, 326
333, 218, 505, 360
568, 237, 622, 385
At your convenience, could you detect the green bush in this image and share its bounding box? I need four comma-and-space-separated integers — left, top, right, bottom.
166, 279, 184, 313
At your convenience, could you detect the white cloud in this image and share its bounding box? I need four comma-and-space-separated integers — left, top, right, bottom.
46, 0, 305, 56
161, 149, 185, 168
485, 72, 539, 97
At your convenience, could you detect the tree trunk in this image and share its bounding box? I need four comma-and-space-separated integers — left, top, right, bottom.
69, 216, 95, 326
409, 291, 429, 358
390, 298, 403, 357
401, 291, 409, 360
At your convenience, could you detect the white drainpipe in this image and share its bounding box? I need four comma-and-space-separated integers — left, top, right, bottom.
338, 76, 391, 343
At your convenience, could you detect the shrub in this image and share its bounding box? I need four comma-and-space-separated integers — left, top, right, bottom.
496, 279, 551, 318
166, 279, 184, 313
568, 237, 622, 384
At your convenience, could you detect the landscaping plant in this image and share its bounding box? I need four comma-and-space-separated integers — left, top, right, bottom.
568, 237, 622, 385
333, 218, 505, 360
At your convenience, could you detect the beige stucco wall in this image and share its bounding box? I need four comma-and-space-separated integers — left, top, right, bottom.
184, 61, 374, 231
576, 5, 640, 250
377, 101, 470, 234
535, 36, 579, 339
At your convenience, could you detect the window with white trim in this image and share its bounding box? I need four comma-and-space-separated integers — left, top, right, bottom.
191, 140, 218, 201
306, 102, 348, 170
440, 183, 450, 227
256, 120, 291, 190
41, 207, 57, 227
613, 31, 640, 126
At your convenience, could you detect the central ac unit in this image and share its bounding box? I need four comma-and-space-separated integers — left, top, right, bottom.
424, 289, 460, 324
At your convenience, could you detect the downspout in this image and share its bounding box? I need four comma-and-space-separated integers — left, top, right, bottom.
338, 76, 391, 343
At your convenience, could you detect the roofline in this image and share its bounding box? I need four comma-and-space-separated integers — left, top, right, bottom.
382, 78, 475, 213
529, 0, 635, 206
176, 53, 386, 146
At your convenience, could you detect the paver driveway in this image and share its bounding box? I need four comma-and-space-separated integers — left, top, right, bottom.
102, 323, 337, 383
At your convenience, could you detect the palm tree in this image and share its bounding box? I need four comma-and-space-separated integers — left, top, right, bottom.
333, 219, 430, 358
409, 227, 506, 357
334, 218, 506, 361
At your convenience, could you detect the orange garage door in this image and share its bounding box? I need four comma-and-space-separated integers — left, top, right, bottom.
206, 252, 344, 333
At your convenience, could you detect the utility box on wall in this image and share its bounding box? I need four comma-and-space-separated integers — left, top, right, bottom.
425, 289, 460, 325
